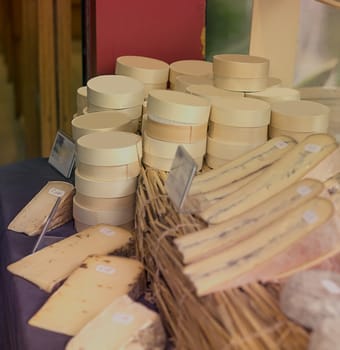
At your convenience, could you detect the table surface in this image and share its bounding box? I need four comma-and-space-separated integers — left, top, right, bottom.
0, 158, 75, 350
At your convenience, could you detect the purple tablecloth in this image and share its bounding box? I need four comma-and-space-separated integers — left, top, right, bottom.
0, 158, 75, 350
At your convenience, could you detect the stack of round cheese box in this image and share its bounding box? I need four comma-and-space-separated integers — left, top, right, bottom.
85, 75, 145, 133
269, 100, 330, 142
115, 55, 169, 98
206, 96, 271, 168
73, 131, 142, 231
143, 89, 211, 171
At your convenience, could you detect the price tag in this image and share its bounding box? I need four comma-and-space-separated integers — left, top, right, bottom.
100, 227, 116, 237
322, 279, 340, 295
48, 188, 65, 197
305, 144, 321, 153
296, 185, 311, 197
165, 145, 197, 212
112, 313, 134, 325
303, 210, 318, 224
275, 141, 288, 149
96, 265, 115, 275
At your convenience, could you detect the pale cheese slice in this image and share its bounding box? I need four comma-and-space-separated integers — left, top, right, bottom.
8, 181, 75, 236
176, 178, 324, 264
189, 136, 296, 195
184, 197, 333, 296
66, 295, 166, 350
200, 134, 337, 224
7, 224, 134, 292
28, 255, 144, 336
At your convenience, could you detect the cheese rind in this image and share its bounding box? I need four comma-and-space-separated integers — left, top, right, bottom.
7, 224, 134, 292
8, 181, 75, 236
169, 59, 213, 84
66, 295, 166, 350
214, 76, 268, 92
28, 255, 144, 336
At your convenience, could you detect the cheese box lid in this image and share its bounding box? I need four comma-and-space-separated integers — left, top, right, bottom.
210, 96, 271, 127
186, 84, 244, 99
75, 169, 138, 198
147, 89, 211, 125
87, 75, 144, 109
143, 151, 204, 172
174, 75, 213, 92
73, 196, 135, 226
77, 131, 142, 166
143, 131, 206, 158
213, 76, 268, 92
72, 112, 138, 141
271, 100, 330, 132
246, 87, 300, 103
76, 86, 87, 115
115, 55, 169, 84
207, 136, 262, 159
169, 60, 213, 84
213, 54, 269, 79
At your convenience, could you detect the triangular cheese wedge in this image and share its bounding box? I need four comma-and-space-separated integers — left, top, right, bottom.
7, 224, 134, 292
29, 255, 144, 336
8, 181, 75, 236
66, 295, 166, 350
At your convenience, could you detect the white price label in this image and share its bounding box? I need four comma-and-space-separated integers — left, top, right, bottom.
322, 279, 340, 295
303, 210, 318, 224
96, 265, 115, 275
305, 144, 321, 153
275, 141, 288, 149
297, 185, 312, 197
100, 227, 116, 237
48, 188, 65, 197
112, 313, 134, 325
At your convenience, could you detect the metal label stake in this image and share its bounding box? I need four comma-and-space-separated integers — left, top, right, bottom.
32, 196, 62, 254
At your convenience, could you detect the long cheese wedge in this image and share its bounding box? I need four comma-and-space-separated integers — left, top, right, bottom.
176, 178, 324, 264
66, 295, 166, 350
8, 181, 75, 236
184, 197, 333, 296
200, 134, 337, 224
28, 255, 144, 336
189, 136, 296, 195
7, 224, 134, 292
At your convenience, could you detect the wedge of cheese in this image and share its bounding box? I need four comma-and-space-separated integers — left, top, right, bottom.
200, 134, 337, 224
280, 270, 340, 330
8, 181, 75, 236
176, 179, 324, 264
28, 255, 144, 336
184, 197, 333, 296
66, 295, 166, 350
189, 136, 296, 195
7, 224, 134, 292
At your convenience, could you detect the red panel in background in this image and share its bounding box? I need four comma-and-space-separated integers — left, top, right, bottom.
87, 0, 206, 78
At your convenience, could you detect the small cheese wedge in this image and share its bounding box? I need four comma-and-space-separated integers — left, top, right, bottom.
28, 255, 144, 336
184, 197, 333, 296
7, 224, 134, 292
66, 295, 166, 350
189, 136, 296, 195
176, 178, 324, 264
8, 181, 75, 236
200, 134, 337, 224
